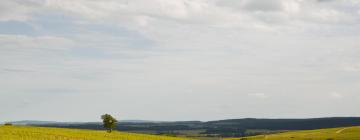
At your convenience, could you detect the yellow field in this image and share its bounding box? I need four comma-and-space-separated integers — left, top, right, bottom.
0, 126, 194, 140
226, 126, 360, 140
2, 125, 360, 140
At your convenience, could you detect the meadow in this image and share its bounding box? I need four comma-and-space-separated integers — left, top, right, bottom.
0, 125, 194, 140
226, 126, 360, 140
1, 125, 360, 140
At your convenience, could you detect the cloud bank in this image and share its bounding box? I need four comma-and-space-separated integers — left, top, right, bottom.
0, 0, 360, 121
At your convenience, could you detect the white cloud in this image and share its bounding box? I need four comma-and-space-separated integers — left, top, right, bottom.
240, 0, 285, 12
0, 34, 73, 50
248, 93, 268, 99
0, 0, 44, 21
1, 0, 360, 121
1, 0, 360, 30
342, 64, 360, 72
330, 92, 343, 99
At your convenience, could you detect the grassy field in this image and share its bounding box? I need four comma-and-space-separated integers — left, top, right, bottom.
1, 125, 360, 140
0, 125, 194, 140
226, 126, 360, 140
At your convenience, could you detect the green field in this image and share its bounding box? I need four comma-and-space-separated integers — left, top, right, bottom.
0, 126, 193, 140
1, 125, 360, 140
226, 126, 360, 140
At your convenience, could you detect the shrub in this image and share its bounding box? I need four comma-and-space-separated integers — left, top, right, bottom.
4, 122, 12, 126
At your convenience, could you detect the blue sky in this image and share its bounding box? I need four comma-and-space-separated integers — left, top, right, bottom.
1, 0, 360, 122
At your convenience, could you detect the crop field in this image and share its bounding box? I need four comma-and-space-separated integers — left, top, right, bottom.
1, 125, 360, 140
226, 126, 360, 140
0, 126, 194, 140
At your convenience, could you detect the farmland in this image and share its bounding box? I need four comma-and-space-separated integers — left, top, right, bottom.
226, 126, 360, 140
0, 125, 193, 140
2, 125, 360, 140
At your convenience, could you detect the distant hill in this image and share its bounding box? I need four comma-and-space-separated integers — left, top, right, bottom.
11, 120, 163, 125
17, 117, 360, 137
10, 120, 61, 125
205, 117, 360, 130
118, 120, 166, 123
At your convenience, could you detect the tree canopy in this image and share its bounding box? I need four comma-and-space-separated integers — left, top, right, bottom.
101, 114, 117, 133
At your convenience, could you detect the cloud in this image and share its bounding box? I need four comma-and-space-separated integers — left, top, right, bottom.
1, 0, 360, 30
248, 93, 268, 99
0, 34, 73, 50
218, 0, 285, 12
342, 63, 360, 72
0, 0, 43, 21
1, 0, 360, 121
330, 92, 343, 99
2, 68, 35, 73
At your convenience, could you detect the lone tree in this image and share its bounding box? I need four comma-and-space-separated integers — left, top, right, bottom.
101, 114, 117, 133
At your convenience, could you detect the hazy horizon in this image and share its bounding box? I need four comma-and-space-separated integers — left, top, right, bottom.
4, 116, 360, 124
1, 0, 360, 122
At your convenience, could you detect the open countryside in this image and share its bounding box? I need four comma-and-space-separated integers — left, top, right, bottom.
1, 125, 360, 140
1, 0, 360, 140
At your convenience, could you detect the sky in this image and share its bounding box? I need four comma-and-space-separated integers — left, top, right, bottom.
1, 0, 360, 122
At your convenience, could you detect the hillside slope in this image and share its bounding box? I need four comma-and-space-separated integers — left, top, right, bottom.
226, 126, 360, 140
0, 126, 193, 140
206, 117, 360, 130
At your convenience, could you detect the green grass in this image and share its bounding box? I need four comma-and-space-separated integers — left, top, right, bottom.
0, 125, 194, 140
226, 126, 360, 140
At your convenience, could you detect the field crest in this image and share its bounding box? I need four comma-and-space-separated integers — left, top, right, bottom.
226, 126, 360, 140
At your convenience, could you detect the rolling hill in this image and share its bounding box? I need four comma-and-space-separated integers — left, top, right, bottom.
0, 125, 193, 140
226, 126, 360, 140
32, 117, 360, 137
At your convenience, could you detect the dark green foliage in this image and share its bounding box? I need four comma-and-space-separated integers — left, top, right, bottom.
202, 127, 246, 137
4, 122, 12, 126
101, 114, 117, 133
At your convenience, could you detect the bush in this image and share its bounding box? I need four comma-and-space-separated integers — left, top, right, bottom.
4, 122, 12, 126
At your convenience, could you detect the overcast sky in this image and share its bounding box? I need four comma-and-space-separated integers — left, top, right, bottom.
1, 0, 360, 122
